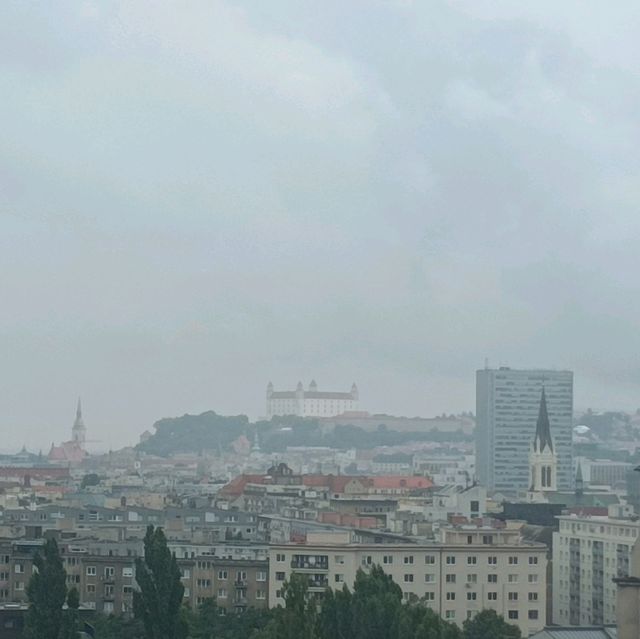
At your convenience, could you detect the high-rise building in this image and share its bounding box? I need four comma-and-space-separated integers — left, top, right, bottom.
476, 368, 573, 494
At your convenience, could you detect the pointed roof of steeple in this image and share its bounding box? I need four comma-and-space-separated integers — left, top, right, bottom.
73, 397, 85, 429
532, 387, 554, 453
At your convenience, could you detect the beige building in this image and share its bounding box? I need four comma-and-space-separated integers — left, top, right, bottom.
553, 514, 639, 626
269, 523, 547, 636
266, 381, 358, 418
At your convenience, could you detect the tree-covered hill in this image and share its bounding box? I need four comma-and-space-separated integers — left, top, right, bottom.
136, 411, 472, 457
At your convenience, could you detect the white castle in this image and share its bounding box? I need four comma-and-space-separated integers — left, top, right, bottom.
266, 380, 359, 419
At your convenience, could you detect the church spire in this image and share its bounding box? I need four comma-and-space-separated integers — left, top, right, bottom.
74, 397, 84, 428
533, 387, 554, 453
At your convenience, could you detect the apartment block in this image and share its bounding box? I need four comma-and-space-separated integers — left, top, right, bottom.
553, 514, 639, 625
269, 523, 547, 636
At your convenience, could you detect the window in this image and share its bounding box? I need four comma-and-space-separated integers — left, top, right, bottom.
508, 556, 518, 565
467, 535, 473, 544
104, 567, 115, 578
104, 602, 114, 613
445, 574, 456, 583
508, 611, 519, 620
467, 574, 477, 584
508, 592, 518, 601
404, 574, 414, 583
446, 592, 456, 601
529, 556, 538, 565
276, 572, 285, 582
488, 574, 497, 583
383, 555, 393, 565
334, 555, 345, 565
445, 556, 456, 565
482, 535, 493, 545
86, 566, 96, 576
528, 592, 539, 602
15, 582, 24, 591
488, 556, 497, 565
236, 571, 247, 581
87, 584, 96, 593
256, 570, 267, 582
425, 555, 436, 564
508, 574, 518, 583
123, 585, 134, 594
256, 589, 266, 600
335, 574, 344, 583
425, 573, 435, 583
528, 574, 538, 583
104, 585, 114, 597
528, 610, 539, 620
122, 567, 133, 578
14, 564, 24, 574
467, 556, 477, 565
424, 592, 435, 601
403, 556, 414, 565
467, 592, 477, 601
445, 610, 455, 619
276, 554, 286, 562
487, 592, 497, 601
218, 570, 228, 580
217, 588, 227, 599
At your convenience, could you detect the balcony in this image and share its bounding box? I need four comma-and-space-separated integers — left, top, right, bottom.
234, 580, 247, 589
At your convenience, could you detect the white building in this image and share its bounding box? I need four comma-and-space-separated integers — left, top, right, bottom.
266, 380, 359, 418
553, 514, 639, 625
269, 522, 547, 636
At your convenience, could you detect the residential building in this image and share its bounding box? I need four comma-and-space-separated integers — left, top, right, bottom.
476, 368, 573, 494
552, 514, 640, 625
269, 522, 547, 636
266, 381, 358, 418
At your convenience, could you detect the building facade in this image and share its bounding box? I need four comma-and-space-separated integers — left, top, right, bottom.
269, 524, 547, 636
553, 514, 639, 625
476, 368, 573, 494
266, 381, 359, 418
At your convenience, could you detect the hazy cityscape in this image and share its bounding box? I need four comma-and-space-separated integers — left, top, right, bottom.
3, 2, 640, 639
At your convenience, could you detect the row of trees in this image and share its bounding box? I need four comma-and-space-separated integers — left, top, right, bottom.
27, 527, 522, 639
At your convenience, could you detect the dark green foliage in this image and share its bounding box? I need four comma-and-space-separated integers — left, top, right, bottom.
81, 473, 101, 489
24, 538, 68, 639
400, 604, 461, 639
187, 598, 271, 639
257, 574, 319, 639
133, 525, 187, 639
90, 614, 145, 639
136, 411, 471, 457
462, 609, 522, 639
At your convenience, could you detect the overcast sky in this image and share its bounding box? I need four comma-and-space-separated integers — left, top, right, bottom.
2, 1, 640, 450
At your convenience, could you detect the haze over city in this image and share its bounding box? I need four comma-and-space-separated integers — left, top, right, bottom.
3, 1, 640, 450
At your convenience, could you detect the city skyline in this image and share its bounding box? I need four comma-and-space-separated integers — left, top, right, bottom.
2, 2, 640, 447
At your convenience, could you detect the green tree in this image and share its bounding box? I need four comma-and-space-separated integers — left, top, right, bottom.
81, 473, 101, 489
256, 573, 318, 639
59, 587, 80, 639
133, 525, 187, 639
24, 537, 68, 639
399, 603, 462, 639
463, 610, 521, 639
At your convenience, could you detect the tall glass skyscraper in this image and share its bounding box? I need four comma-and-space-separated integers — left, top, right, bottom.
475, 367, 573, 494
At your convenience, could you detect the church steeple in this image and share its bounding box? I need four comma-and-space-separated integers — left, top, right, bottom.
527, 387, 558, 502
532, 386, 554, 453
72, 397, 87, 445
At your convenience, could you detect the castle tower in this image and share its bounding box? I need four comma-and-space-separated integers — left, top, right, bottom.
72, 397, 87, 446
527, 387, 557, 502
351, 382, 359, 401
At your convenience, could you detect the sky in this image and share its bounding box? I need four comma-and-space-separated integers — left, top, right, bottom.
1, 1, 640, 450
